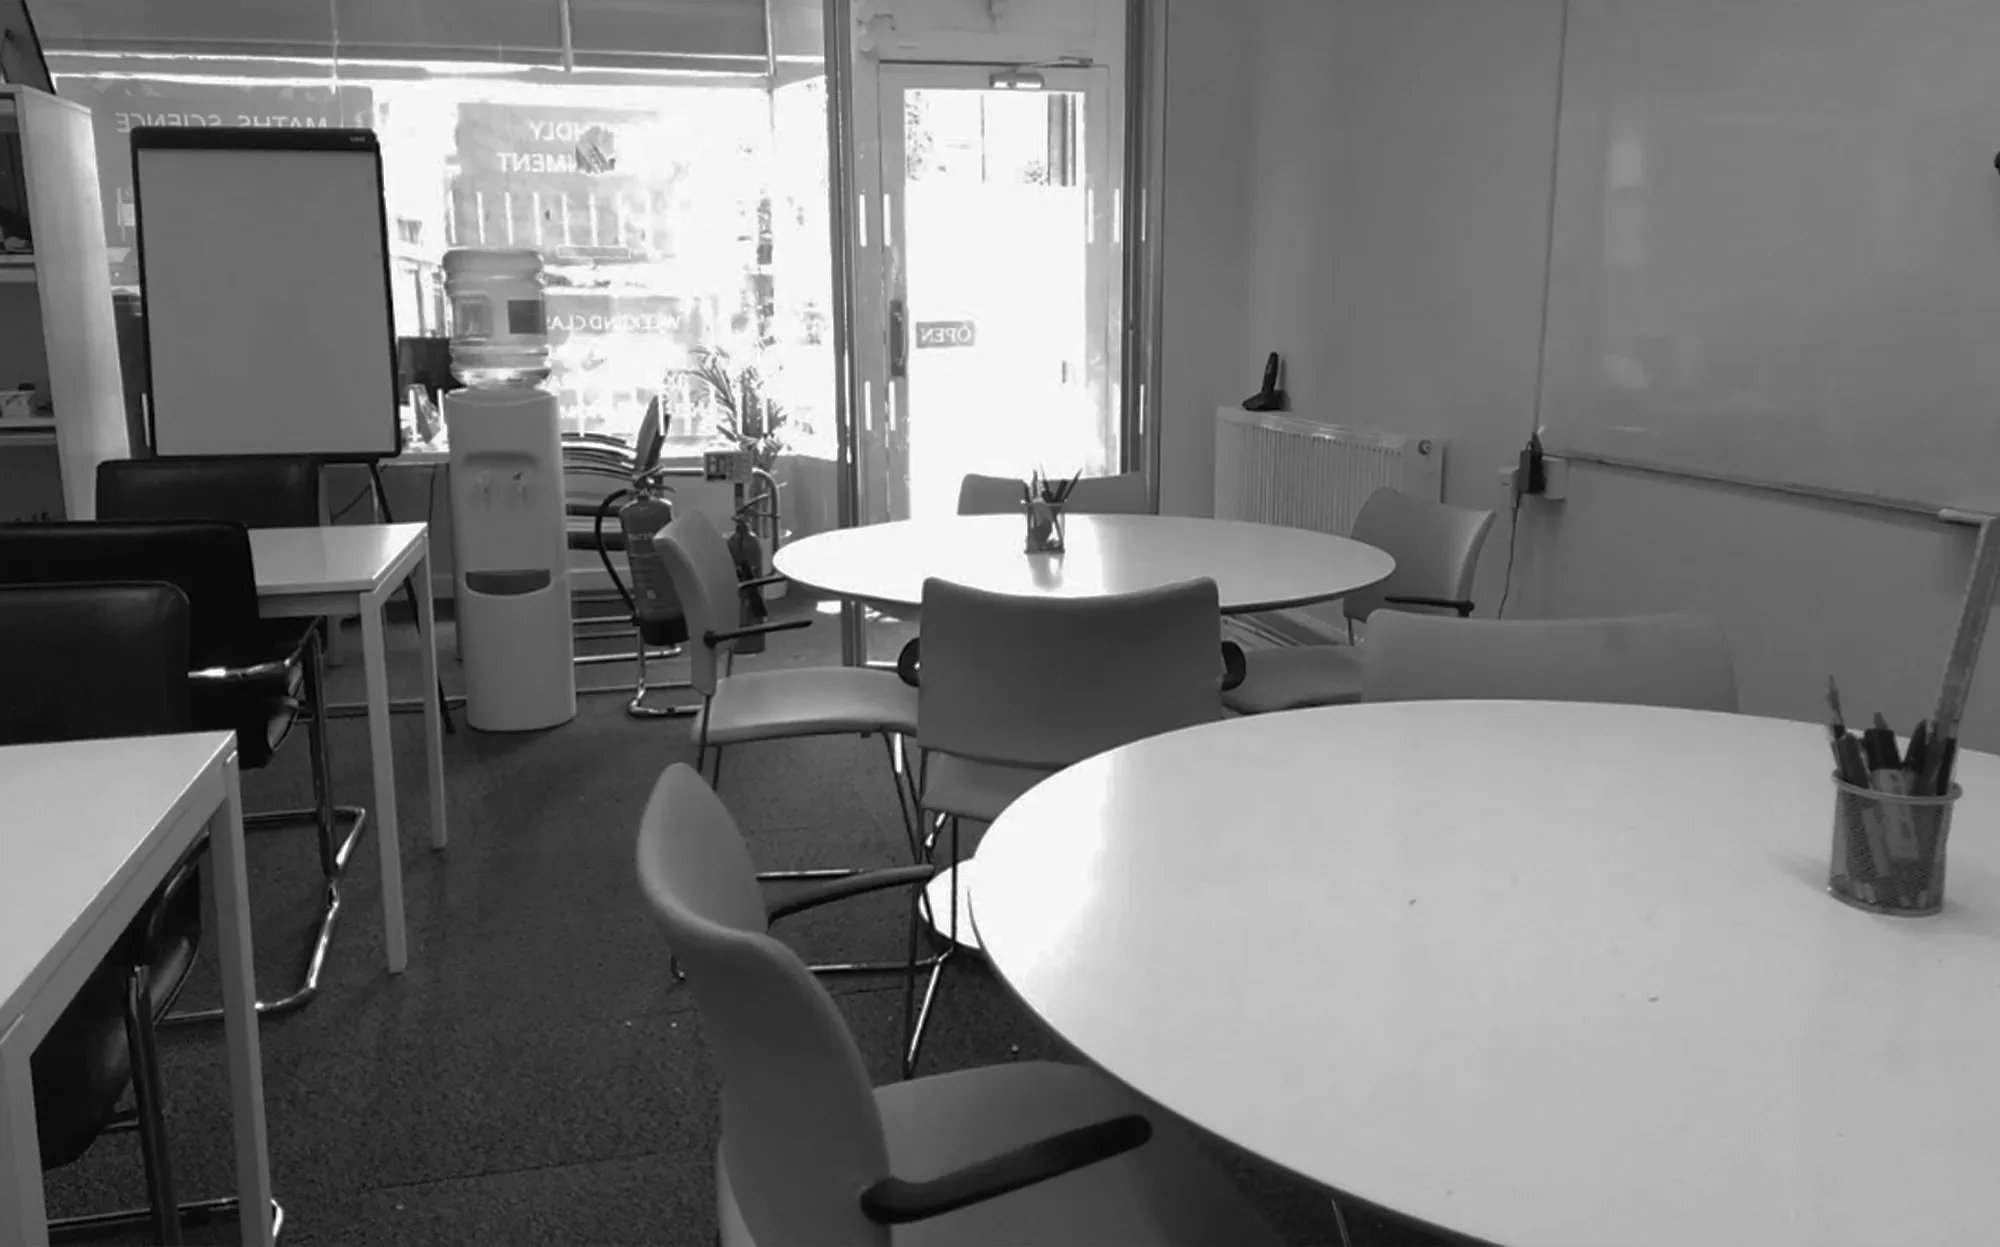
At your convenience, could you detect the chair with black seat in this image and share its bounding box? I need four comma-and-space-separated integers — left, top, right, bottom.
0, 582, 278, 1245
0, 519, 341, 1024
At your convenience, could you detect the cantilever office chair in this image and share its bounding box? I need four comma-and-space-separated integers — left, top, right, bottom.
956, 470, 1153, 517
653, 510, 923, 978
1224, 486, 1497, 715
635, 762, 1278, 1247
1363, 609, 1740, 712
2, 583, 276, 1245
0, 520, 337, 1024
564, 402, 699, 718
892, 577, 1240, 1076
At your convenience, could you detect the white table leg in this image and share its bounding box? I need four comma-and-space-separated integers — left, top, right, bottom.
0, 1017, 48, 1246
415, 541, 448, 850
360, 585, 410, 974
209, 755, 275, 1247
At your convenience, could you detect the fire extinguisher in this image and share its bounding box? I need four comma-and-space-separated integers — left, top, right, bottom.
600, 480, 687, 647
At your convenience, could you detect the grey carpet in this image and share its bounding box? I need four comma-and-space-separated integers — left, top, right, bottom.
39, 593, 1446, 1246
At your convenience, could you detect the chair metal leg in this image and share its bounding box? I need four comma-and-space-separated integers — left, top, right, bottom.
166, 656, 367, 1025
576, 627, 699, 717
902, 815, 963, 1080
51, 1198, 285, 1244
124, 966, 181, 1246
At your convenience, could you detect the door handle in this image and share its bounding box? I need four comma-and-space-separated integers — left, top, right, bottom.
889, 299, 908, 380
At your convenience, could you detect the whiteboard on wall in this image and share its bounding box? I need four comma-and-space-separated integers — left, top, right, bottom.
1539, 0, 2000, 514
133, 128, 400, 460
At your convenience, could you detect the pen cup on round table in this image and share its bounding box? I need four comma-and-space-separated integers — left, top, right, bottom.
1025, 500, 1066, 555
1828, 774, 1961, 916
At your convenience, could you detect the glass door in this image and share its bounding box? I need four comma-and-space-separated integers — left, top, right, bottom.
859, 63, 1120, 659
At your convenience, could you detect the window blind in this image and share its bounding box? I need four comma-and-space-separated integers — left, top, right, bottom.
36, 0, 821, 70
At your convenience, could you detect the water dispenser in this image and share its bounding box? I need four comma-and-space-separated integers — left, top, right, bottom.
444, 249, 576, 731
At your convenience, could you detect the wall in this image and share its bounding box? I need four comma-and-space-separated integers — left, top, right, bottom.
1160, 0, 2000, 747
1154, 1, 1256, 517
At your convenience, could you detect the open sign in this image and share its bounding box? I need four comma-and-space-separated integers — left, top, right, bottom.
915, 320, 977, 349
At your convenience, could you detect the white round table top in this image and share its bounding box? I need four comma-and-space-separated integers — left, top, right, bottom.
772, 514, 1393, 614
970, 700, 2000, 1247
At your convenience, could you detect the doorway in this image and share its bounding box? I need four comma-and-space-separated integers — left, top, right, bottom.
870, 63, 1119, 523
849, 62, 1120, 660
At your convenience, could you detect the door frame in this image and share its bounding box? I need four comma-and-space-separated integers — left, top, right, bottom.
851, 60, 1124, 529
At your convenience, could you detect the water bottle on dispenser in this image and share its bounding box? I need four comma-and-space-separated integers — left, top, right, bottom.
443, 249, 577, 731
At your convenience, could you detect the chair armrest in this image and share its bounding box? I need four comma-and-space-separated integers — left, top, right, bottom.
895, 638, 921, 688
1220, 641, 1247, 691
739, 573, 787, 590
859, 1114, 1154, 1226
1381, 595, 1475, 618
766, 864, 939, 923
703, 618, 813, 646
190, 658, 296, 685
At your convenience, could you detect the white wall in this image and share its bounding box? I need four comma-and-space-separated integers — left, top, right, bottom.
1154, 1, 1256, 517
1159, 0, 2000, 747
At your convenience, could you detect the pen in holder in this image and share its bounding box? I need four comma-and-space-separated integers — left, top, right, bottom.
1022, 468, 1077, 554
1024, 498, 1065, 554
1828, 774, 1960, 916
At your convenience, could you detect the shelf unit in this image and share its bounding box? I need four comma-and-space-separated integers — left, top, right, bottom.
0, 85, 126, 521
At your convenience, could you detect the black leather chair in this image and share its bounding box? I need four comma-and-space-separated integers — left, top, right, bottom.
0, 583, 271, 1244
97, 455, 322, 529
0, 520, 346, 1023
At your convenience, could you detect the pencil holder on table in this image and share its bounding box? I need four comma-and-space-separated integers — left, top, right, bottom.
1828, 774, 1961, 917
1024, 500, 1066, 554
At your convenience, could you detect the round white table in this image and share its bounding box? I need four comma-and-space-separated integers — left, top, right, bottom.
971, 700, 2000, 1247
772, 513, 1394, 615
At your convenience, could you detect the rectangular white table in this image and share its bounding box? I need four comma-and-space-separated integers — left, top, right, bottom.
0, 732, 274, 1246
251, 521, 447, 977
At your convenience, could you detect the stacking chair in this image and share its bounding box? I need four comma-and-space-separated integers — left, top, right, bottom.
894, 577, 1237, 1076
652, 510, 923, 975
956, 470, 1153, 516
1224, 486, 1497, 715
0, 520, 340, 1022
1363, 609, 1739, 711
2, 583, 276, 1244
635, 762, 1278, 1247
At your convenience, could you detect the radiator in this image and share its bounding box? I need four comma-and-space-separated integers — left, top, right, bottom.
1213, 407, 1444, 535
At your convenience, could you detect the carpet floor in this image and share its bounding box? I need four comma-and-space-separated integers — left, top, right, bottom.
38, 594, 1450, 1246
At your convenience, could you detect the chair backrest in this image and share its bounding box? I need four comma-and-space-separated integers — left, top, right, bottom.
957, 471, 1153, 517
634, 399, 665, 472
0, 522, 263, 671
653, 511, 749, 695
97, 455, 322, 529
917, 577, 1227, 770
634, 763, 892, 1247
955, 472, 1024, 516
0, 583, 193, 745
1063, 471, 1152, 515
1343, 487, 1496, 624
1363, 610, 1740, 712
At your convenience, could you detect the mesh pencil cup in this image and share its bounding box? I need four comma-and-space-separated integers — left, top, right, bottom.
1828, 774, 1961, 917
